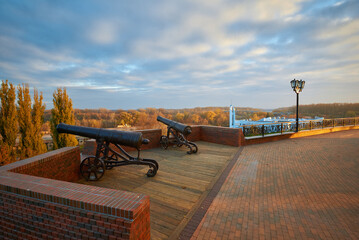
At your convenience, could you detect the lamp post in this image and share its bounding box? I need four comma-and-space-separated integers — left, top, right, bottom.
290, 79, 305, 132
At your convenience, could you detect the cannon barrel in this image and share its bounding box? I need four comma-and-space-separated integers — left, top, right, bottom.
157, 116, 192, 135
56, 123, 147, 149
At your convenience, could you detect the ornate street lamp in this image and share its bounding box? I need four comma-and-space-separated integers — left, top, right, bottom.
290, 79, 305, 132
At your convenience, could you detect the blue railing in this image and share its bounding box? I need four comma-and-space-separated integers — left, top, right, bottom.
242, 117, 359, 137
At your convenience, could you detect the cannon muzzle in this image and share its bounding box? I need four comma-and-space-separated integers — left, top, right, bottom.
157, 116, 192, 135
56, 123, 148, 149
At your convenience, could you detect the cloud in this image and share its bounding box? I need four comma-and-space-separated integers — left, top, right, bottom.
87, 20, 120, 45
0, 0, 358, 109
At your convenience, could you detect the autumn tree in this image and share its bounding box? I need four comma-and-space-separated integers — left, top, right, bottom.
190, 114, 201, 124
203, 111, 216, 125
50, 88, 78, 149
32, 89, 47, 154
0, 80, 17, 164
17, 84, 34, 158
118, 112, 134, 126
0, 80, 17, 147
17, 85, 47, 159
0, 144, 13, 166
174, 112, 184, 122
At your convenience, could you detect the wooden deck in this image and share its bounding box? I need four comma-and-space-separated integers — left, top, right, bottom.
78, 141, 239, 239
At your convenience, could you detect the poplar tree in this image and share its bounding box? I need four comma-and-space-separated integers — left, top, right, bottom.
32, 89, 47, 154
0, 80, 17, 147
17, 83, 33, 158
50, 88, 78, 149
0, 80, 17, 164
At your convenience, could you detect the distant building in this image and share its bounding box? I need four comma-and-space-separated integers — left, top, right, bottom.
42, 134, 88, 151
229, 105, 324, 132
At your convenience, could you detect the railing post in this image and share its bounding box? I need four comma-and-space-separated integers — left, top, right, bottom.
343, 119, 345, 127
281, 123, 283, 134
310, 121, 312, 130
322, 120, 324, 129
262, 125, 265, 137
333, 119, 335, 128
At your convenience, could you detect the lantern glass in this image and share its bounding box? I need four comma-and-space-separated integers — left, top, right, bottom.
291, 80, 296, 89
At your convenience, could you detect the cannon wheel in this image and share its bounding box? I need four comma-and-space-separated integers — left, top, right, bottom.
80, 156, 105, 181
146, 163, 158, 177
160, 135, 169, 149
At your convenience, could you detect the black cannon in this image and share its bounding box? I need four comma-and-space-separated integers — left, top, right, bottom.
56, 123, 158, 181
157, 116, 198, 154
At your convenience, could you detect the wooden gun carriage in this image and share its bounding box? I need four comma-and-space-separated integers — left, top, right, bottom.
57, 123, 159, 181
157, 116, 198, 154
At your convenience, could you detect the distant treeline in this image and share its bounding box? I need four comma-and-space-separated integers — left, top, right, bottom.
43, 107, 267, 130
273, 103, 359, 119
42, 103, 358, 131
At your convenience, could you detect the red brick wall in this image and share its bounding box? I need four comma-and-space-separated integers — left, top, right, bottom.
0, 147, 151, 240
199, 125, 244, 147
0, 191, 148, 240
10, 147, 81, 182
82, 140, 97, 156
83, 126, 244, 154
187, 125, 201, 142
139, 129, 162, 150
174, 125, 244, 146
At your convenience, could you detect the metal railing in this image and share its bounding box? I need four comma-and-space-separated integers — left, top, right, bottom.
242, 117, 359, 137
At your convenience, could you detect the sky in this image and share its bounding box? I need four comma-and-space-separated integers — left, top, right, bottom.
0, 0, 358, 110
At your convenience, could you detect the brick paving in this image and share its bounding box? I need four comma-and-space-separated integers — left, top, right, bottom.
190, 130, 359, 240
179, 148, 244, 239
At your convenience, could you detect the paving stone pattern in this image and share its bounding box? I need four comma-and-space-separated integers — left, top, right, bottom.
191, 130, 359, 240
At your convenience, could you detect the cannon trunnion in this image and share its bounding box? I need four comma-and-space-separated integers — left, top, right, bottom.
57, 123, 158, 181
157, 116, 198, 154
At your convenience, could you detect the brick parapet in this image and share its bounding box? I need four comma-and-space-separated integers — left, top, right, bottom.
0, 147, 151, 239
199, 125, 244, 147
187, 125, 201, 142
0, 190, 149, 240
82, 126, 243, 156
8, 147, 81, 182
138, 129, 162, 150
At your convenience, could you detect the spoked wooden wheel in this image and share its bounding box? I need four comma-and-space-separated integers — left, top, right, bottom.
80, 156, 105, 181
160, 136, 169, 149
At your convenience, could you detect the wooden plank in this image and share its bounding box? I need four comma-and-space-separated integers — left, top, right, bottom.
135, 181, 201, 202
150, 219, 176, 238
151, 171, 208, 192
151, 229, 170, 240
150, 198, 187, 221
155, 164, 217, 180
78, 141, 239, 240
135, 187, 194, 211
